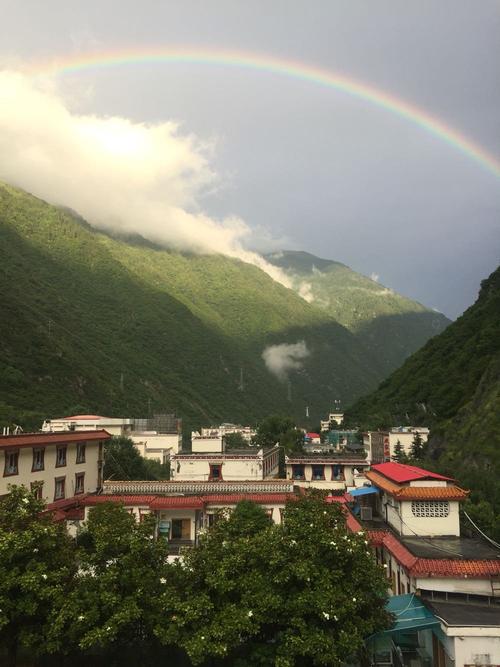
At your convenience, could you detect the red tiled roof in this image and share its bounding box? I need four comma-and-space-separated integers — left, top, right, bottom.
325, 495, 348, 504
396, 486, 468, 501
306, 432, 321, 438
203, 493, 293, 505
0, 430, 111, 449
371, 462, 452, 483
411, 559, 500, 577
83, 495, 156, 506
365, 530, 500, 578
150, 496, 204, 509
365, 470, 466, 501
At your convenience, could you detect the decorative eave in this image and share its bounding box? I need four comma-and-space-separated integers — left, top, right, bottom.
103, 479, 295, 495
0, 430, 111, 449
365, 470, 468, 501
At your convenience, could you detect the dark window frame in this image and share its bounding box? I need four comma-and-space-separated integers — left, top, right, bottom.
208, 463, 223, 481
4, 449, 19, 477
55, 445, 67, 468
32, 447, 45, 472
75, 472, 85, 494
291, 464, 305, 480
311, 464, 325, 480
76, 442, 86, 464
54, 476, 66, 500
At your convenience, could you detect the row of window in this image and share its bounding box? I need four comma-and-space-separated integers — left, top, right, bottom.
4, 443, 86, 477
31, 472, 85, 501
291, 464, 345, 481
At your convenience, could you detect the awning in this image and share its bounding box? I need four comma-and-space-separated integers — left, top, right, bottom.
385, 594, 440, 633
349, 485, 379, 497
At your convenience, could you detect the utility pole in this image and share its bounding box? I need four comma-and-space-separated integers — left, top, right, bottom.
238, 367, 244, 391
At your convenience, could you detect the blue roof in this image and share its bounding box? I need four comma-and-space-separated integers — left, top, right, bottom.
349, 485, 379, 497
386, 594, 440, 633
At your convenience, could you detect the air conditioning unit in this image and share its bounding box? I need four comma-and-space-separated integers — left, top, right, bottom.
360, 506, 373, 521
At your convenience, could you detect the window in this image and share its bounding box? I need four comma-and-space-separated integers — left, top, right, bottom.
311, 464, 325, 480
139, 509, 150, 523
75, 472, 85, 494
32, 447, 45, 472
411, 501, 449, 518
76, 443, 86, 464
54, 476, 65, 500
291, 464, 305, 480
56, 445, 67, 467
332, 464, 344, 481
171, 518, 191, 539
209, 463, 222, 481
31, 481, 44, 500
4, 450, 19, 476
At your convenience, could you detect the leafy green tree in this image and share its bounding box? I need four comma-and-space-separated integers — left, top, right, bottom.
157, 494, 391, 666
48, 502, 168, 658
392, 439, 407, 463
104, 436, 162, 480
224, 432, 248, 450
0, 486, 76, 666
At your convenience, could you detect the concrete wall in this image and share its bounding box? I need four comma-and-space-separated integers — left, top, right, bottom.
191, 437, 223, 453
446, 631, 500, 666
131, 433, 180, 461
400, 499, 460, 537
1, 440, 102, 501
172, 457, 261, 481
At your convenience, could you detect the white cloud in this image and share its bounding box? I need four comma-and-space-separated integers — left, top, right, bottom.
0, 70, 292, 288
262, 340, 310, 382
298, 281, 314, 303
370, 272, 380, 282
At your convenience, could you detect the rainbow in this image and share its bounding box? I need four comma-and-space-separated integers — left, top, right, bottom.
22, 48, 500, 179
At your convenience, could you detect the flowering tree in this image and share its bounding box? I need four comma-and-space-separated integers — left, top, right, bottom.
47, 502, 168, 658
0, 486, 76, 666
157, 493, 391, 666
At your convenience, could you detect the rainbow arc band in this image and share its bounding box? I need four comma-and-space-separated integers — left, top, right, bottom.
19, 48, 500, 179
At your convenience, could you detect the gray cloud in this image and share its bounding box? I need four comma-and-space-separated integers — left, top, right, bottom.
262, 341, 310, 382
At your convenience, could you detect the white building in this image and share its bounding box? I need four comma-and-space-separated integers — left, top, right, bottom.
42, 414, 133, 436
348, 462, 500, 665
171, 446, 280, 482
191, 434, 223, 453
363, 427, 429, 463
320, 411, 344, 431
285, 455, 369, 491
130, 432, 181, 462
198, 423, 257, 442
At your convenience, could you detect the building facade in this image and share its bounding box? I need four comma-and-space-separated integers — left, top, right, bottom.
285, 455, 369, 491
171, 446, 280, 482
1, 430, 110, 503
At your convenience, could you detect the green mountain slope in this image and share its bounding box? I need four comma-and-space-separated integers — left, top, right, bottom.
266, 251, 450, 374
346, 266, 500, 538
0, 182, 386, 430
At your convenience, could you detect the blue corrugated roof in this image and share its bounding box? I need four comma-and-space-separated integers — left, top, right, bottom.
349, 485, 379, 497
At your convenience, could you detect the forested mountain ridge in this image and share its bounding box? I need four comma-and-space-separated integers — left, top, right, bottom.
0, 182, 380, 430
346, 266, 500, 539
266, 250, 450, 374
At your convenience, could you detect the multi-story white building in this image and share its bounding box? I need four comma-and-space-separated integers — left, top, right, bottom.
285, 454, 369, 491
130, 432, 181, 462
42, 414, 133, 436
197, 423, 257, 443
0, 430, 111, 532
320, 411, 344, 432
362, 427, 429, 463
171, 445, 280, 482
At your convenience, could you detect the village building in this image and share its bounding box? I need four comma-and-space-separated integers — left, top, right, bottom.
0, 430, 111, 532
319, 409, 344, 432
196, 423, 257, 443
171, 445, 280, 482
362, 427, 429, 463
345, 462, 500, 665
42, 413, 181, 463
285, 454, 369, 491
83, 479, 295, 554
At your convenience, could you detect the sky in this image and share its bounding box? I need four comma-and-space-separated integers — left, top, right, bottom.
1, 0, 499, 318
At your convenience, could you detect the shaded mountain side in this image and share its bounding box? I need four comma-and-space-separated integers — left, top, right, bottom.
266, 250, 450, 375
0, 182, 382, 431
346, 266, 500, 539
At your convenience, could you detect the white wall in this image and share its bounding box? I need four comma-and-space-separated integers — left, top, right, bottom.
400, 500, 460, 537
445, 630, 500, 666
191, 437, 223, 453
131, 433, 180, 461
172, 457, 261, 481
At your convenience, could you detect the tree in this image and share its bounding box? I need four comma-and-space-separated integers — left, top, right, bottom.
410, 432, 425, 460
224, 432, 248, 450
104, 436, 167, 480
392, 439, 406, 463
48, 502, 168, 658
157, 493, 391, 666
0, 486, 76, 666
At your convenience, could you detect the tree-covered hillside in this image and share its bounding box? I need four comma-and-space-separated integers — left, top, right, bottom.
346, 266, 500, 539
0, 182, 385, 431
266, 250, 450, 374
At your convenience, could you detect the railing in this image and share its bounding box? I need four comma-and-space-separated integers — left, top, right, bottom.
103, 479, 295, 495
